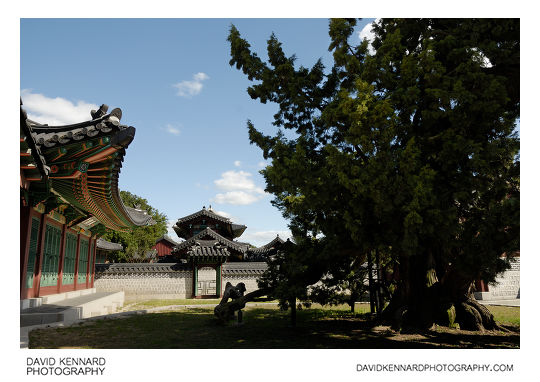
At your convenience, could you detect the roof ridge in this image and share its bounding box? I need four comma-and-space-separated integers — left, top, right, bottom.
173, 227, 247, 253
176, 208, 232, 224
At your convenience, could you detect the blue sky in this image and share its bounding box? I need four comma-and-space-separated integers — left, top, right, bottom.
20, 18, 373, 246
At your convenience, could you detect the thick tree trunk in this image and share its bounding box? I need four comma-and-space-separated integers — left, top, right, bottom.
382, 253, 505, 332
290, 297, 297, 327
367, 251, 375, 314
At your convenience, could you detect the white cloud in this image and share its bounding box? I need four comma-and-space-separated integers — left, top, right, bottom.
212, 170, 268, 205
20, 89, 98, 125
213, 210, 239, 222
212, 191, 263, 205
173, 72, 210, 97
241, 229, 292, 247
234, 160, 242, 167
165, 124, 181, 135
358, 19, 379, 55
214, 170, 265, 194
257, 161, 267, 168
166, 219, 179, 239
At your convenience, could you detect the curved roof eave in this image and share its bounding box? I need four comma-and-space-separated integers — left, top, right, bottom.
23, 102, 154, 231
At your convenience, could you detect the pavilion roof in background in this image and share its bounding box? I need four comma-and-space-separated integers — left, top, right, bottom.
156, 234, 180, 246
173, 206, 247, 240
96, 238, 124, 251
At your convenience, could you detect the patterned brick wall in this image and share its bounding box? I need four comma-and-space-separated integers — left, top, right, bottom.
94, 262, 268, 301
221, 262, 267, 295
474, 256, 520, 300
222, 275, 260, 294
94, 272, 193, 300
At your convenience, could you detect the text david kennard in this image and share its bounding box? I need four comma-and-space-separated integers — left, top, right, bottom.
27, 357, 106, 376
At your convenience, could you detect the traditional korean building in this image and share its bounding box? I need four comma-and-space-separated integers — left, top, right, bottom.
171, 206, 285, 298
152, 234, 179, 259
20, 102, 154, 301
95, 238, 124, 263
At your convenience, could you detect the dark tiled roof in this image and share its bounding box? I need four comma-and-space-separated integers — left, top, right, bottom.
96, 238, 123, 251
176, 208, 231, 224
29, 107, 124, 148
20, 105, 49, 180
173, 227, 249, 254
222, 262, 268, 275
94, 262, 267, 276
124, 206, 155, 226
156, 234, 179, 246
249, 235, 285, 254
231, 223, 248, 238
187, 244, 230, 258
174, 208, 247, 239
95, 263, 191, 274
194, 239, 219, 246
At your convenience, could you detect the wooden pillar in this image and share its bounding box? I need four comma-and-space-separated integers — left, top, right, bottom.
84, 239, 91, 289
82, 237, 91, 289
33, 214, 47, 297
90, 237, 97, 288
22, 211, 42, 298
193, 263, 198, 298
216, 263, 222, 298
56, 224, 67, 294
20, 206, 31, 298
20, 207, 37, 299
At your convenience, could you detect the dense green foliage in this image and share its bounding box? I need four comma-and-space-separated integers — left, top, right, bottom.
102, 191, 168, 262
228, 19, 519, 329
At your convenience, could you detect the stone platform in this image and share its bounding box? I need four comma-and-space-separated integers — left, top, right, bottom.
20, 289, 125, 348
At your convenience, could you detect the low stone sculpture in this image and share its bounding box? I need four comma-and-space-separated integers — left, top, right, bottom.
214, 282, 270, 323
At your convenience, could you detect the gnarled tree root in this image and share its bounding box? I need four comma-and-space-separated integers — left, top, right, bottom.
382, 298, 508, 332
455, 298, 508, 332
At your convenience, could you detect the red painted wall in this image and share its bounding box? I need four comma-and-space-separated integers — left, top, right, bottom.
153, 240, 175, 257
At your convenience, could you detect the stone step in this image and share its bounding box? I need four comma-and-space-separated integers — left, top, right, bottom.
20, 291, 124, 327
21, 288, 97, 311
20, 312, 64, 327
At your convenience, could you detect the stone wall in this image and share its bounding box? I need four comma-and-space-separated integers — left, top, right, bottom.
94, 263, 193, 301
221, 262, 267, 295
94, 262, 268, 301
474, 257, 520, 300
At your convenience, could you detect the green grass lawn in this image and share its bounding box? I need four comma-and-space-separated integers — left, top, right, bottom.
126, 298, 278, 310
29, 303, 519, 349
486, 305, 520, 326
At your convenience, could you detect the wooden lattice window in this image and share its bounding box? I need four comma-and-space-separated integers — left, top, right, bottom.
62, 233, 77, 285
40, 224, 62, 287
78, 239, 89, 283
25, 217, 40, 289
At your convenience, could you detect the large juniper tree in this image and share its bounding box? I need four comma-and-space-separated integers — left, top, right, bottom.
228, 18, 519, 330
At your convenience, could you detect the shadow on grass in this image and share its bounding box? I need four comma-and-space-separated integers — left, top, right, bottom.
28, 307, 519, 349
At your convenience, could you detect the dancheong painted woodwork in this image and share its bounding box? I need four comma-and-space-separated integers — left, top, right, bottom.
20, 101, 153, 299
